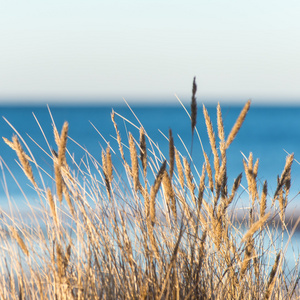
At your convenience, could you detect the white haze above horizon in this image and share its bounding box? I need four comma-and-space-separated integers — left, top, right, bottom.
1, 1, 300, 105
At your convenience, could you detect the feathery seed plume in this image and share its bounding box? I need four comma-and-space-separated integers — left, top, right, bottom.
175, 149, 184, 189
139, 127, 147, 178
150, 160, 167, 225
47, 188, 58, 226
260, 181, 267, 217
203, 104, 220, 178
169, 129, 175, 179
10, 227, 29, 257
191, 77, 197, 136
129, 133, 140, 192
225, 100, 251, 149
12, 135, 36, 187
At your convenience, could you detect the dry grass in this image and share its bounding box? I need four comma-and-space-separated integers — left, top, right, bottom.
0, 83, 299, 299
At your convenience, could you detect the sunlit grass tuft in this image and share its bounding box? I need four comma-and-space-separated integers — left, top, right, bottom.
0, 80, 299, 299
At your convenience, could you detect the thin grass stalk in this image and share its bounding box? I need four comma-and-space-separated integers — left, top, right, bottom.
102, 148, 112, 197
241, 212, 270, 243
225, 100, 251, 149
139, 127, 147, 178
197, 163, 206, 212
54, 163, 63, 203
203, 151, 214, 192
129, 132, 140, 193
12, 135, 37, 188
274, 153, 294, 199
111, 109, 125, 161
169, 129, 175, 179
3, 137, 32, 161
217, 102, 225, 144
150, 160, 167, 226
162, 170, 177, 221
47, 188, 58, 226
260, 181, 267, 217
175, 149, 184, 189
106, 143, 113, 182
10, 226, 29, 257
191, 76, 197, 137
263, 253, 281, 300
58, 122, 68, 166
240, 238, 254, 277
203, 104, 220, 179
183, 157, 196, 205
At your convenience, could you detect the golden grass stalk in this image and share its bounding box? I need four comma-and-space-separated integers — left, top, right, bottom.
217, 102, 225, 143
216, 155, 227, 200
139, 127, 147, 178
175, 149, 184, 189
274, 153, 294, 199
144, 184, 150, 219
191, 76, 197, 136
10, 226, 29, 257
147, 221, 160, 259
212, 214, 222, 250
102, 145, 113, 197
224, 173, 242, 211
183, 157, 196, 204
12, 135, 37, 188
225, 100, 251, 149
197, 163, 206, 211
54, 163, 63, 203
260, 181, 267, 217
203, 104, 220, 178
241, 212, 270, 243
63, 185, 75, 217
53, 125, 60, 147
102, 150, 110, 196
263, 253, 281, 300
150, 160, 167, 226
162, 170, 177, 220
203, 151, 214, 192
58, 122, 68, 166
129, 133, 140, 193
3, 137, 32, 162
169, 129, 175, 179
240, 238, 253, 276
243, 153, 258, 206
111, 110, 125, 161
253, 158, 259, 178
47, 188, 58, 226
106, 144, 113, 183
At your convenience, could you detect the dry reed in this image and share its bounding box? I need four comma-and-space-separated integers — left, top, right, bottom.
139, 127, 147, 178
241, 212, 270, 243
263, 253, 281, 300
129, 133, 140, 193
191, 76, 197, 136
225, 99, 251, 149
175, 149, 184, 189
47, 188, 58, 226
10, 226, 29, 257
203, 104, 220, 179
11, 135, 37, 187
150, 160, 166, 226
1, 97, 299, 299
169, 129, 175, 179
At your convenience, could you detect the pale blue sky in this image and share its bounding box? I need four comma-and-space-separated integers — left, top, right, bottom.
1, 1, 300, 104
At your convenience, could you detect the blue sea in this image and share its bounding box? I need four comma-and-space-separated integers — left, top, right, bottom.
1, 104, 300, 209
1, 103, 300, 265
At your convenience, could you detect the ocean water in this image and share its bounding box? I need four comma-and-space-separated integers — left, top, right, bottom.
1, 103, 300, 270
1, 104, 300, 212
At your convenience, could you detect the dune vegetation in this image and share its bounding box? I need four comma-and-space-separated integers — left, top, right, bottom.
0, 79, 299, 299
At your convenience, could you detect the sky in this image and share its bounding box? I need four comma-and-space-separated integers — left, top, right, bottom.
0, 0, 300, 105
